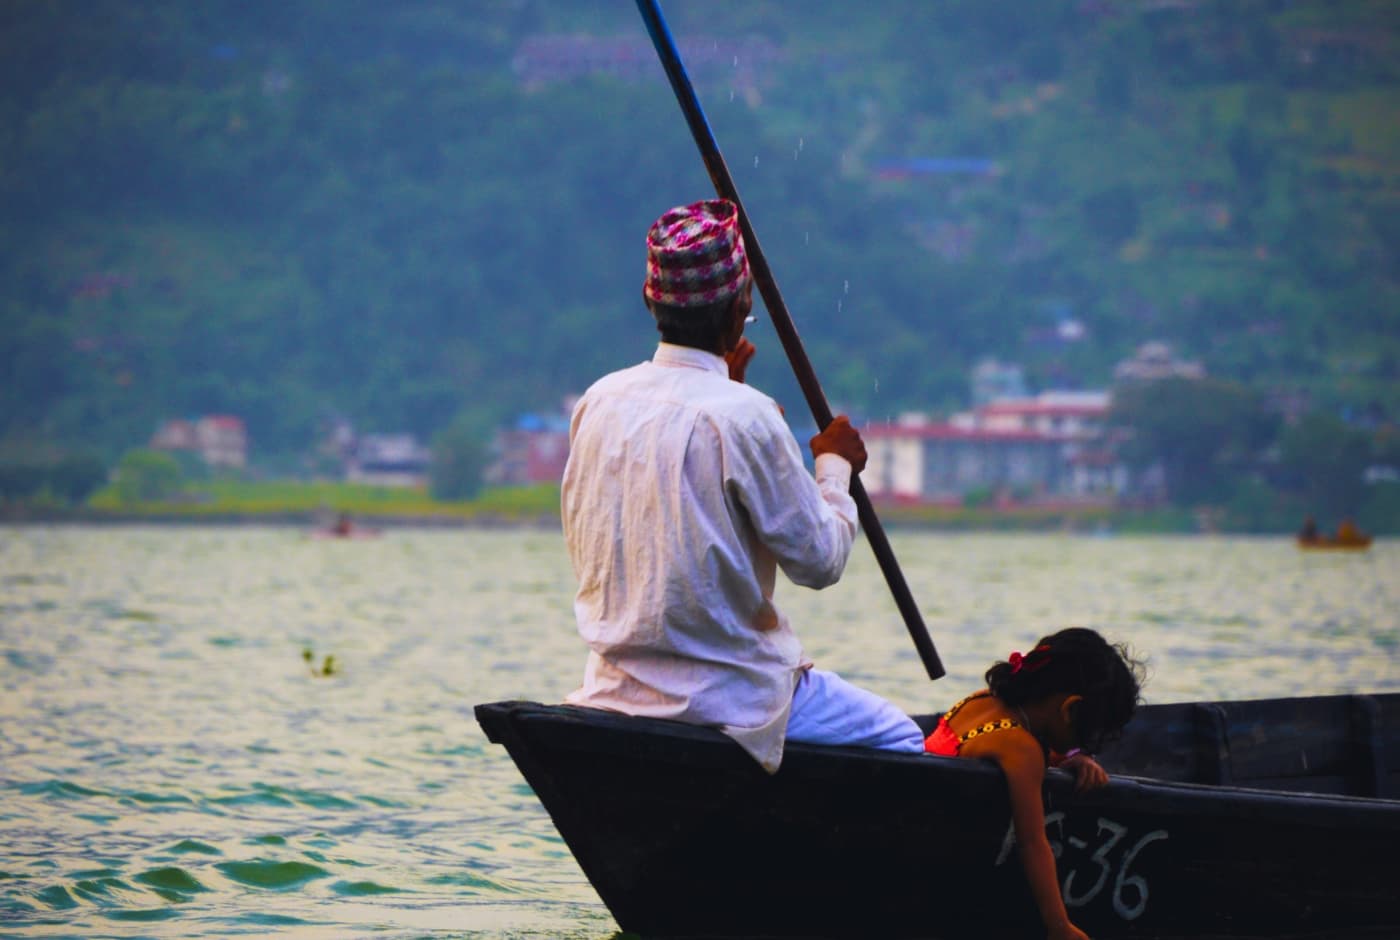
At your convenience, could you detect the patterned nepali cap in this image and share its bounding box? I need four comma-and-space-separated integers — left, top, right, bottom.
644, 199, 750, 308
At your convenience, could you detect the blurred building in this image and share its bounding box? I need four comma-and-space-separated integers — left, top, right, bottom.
346, 433, 430, 487
512, 34, 778, 98
863, 391, 1123, 504
485, 398, 578, 487
151, 415, 248, 469
1113, 341, 1205, 383
971, 358, 1028, 405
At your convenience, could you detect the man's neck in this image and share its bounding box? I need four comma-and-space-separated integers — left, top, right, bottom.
657, 334, 724, 356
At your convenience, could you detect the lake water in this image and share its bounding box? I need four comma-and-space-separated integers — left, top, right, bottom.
1, 526, 1396, 938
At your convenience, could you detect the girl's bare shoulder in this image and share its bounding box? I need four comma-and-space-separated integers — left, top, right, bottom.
959, 722, 1043, 772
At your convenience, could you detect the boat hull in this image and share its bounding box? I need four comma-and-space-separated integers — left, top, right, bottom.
477, 695, 1399, 939
1297, 538, 1372, 550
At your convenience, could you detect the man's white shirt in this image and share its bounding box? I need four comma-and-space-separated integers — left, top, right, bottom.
561, 342, 858, 770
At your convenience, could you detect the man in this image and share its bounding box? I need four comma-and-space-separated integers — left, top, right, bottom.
561, 198, 923, 772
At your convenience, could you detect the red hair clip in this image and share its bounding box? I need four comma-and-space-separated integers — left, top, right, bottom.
1009, 645, 1050, 674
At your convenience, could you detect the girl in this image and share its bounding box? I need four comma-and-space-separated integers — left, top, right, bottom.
925, 627, 1144, 940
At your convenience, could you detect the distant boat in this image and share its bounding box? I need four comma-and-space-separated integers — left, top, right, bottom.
1297, 534, 1373, 550
308, 515, 380, 540
1298, 518, 1372, 551
309, 527, 380, 540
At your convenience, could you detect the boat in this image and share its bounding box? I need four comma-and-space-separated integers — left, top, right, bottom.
476, 692, 1399, 939
308, 525, 381, 540
1297, 534, 1373, 551
308, 513, 381, 540
1297, 518, 1373, 551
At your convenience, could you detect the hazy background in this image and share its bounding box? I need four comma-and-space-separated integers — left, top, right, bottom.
1, 0, 1396, 496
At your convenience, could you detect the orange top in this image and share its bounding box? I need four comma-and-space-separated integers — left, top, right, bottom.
924, 692, 1024, 756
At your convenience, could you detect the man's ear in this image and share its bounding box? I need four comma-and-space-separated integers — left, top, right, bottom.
720, 294, 746, 352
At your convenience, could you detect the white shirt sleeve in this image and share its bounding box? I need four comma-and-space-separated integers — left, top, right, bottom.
725, 410, 858, 589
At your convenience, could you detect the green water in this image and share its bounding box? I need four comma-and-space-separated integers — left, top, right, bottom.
1, 526, 1396, 937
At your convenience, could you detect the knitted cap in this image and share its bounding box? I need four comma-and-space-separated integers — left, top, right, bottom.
644, 199, 750, 308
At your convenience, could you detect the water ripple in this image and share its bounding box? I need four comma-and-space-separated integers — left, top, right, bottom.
0, 527, 1393, 936
215, 859, 330, 890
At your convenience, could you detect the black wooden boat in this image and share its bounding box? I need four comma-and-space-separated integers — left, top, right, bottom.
476, 692, 1399, 939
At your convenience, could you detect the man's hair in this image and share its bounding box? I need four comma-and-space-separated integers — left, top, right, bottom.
650, 294, 737, 350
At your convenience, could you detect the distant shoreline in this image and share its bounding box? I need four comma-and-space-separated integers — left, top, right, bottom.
0, 507, 564, 530
6, 497, 1385, 536
0, 504, 1286, 534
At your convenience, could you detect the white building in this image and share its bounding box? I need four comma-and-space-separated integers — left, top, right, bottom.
863, 392, 1125, 504
151, 414, 248, 469
1113, 342, 1205, 383
974, 391, 1110, 438
346, 433, 430, 487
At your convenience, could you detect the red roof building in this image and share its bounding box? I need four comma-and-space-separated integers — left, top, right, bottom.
862, 393, 1123, 504
151, 415, 248, 469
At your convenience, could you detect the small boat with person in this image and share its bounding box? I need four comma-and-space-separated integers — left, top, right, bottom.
1297, 516, 1373, 550
308, 512, 381, 540
477, 692, 1399, 939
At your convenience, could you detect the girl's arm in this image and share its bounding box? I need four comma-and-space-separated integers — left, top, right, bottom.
991, 738, 1091, 940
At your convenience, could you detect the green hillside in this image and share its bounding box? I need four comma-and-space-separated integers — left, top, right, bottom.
2, 0, 1397, 467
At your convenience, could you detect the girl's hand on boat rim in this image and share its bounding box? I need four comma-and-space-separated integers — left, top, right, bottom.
1057, 752, 1108, 793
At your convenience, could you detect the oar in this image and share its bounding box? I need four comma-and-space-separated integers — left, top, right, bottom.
634, 0, 946, 680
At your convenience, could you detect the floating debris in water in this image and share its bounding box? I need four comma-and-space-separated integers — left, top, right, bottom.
302, 648, 339, 678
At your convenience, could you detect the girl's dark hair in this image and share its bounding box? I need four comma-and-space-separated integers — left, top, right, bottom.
650, 295, 736, 349
986, 627, 1144, 753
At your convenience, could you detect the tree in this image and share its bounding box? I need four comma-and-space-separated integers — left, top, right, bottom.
1110, 377, 1278, 505
0, 452, 108, 505
429, 411, 491, 501
49, 454, 108, 504
0, 461, 46, 503
1276, 413, 1372, 520
113, 449, 182, 504
1081, 184, 1141, 245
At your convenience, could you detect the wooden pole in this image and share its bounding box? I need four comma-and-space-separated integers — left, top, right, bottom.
635, 0, 945, 680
